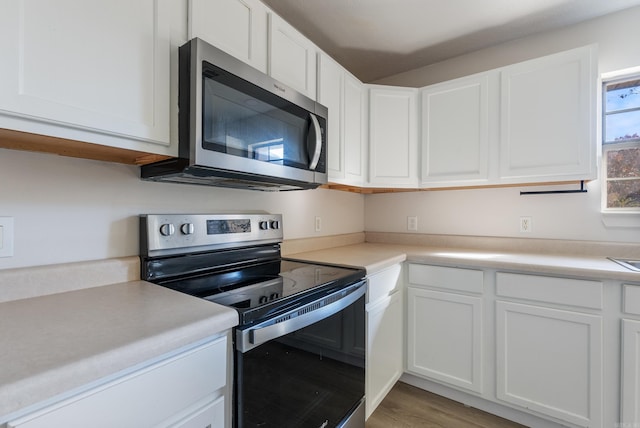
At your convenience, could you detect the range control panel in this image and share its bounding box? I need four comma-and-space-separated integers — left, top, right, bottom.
140, 213, 283, 255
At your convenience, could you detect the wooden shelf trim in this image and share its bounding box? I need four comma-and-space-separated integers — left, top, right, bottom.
0, 128, 172, 166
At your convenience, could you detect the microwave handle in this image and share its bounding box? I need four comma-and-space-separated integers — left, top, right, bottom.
307, 113, 322, 170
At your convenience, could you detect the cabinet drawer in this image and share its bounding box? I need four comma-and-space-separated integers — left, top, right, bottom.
170, 395, 225, 428
496, 272, 602, 310
8, 337, 227, 428
409, 264, 483, 294
624, 284, 640, 315
367, 264, 402, 304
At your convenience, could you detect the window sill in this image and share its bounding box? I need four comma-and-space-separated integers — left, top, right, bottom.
601, 211, 640, 228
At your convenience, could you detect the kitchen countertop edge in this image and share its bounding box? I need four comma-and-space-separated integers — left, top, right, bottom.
290, 243, 640, 282
0, 280, 238, 422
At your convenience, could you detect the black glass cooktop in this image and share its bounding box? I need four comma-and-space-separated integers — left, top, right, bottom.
158, 259, 365, 325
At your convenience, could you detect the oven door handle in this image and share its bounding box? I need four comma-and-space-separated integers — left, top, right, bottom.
236, 280, 366, 353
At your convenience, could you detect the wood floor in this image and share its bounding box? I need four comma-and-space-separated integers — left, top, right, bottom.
366, 382, 527, 428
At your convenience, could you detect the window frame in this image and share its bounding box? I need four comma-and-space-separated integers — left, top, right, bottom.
601, 68, 640, 215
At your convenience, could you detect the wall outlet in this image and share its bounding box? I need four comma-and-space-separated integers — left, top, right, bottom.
520, 216, 532, 233
314, 216, 322, 232
0, 217, 14, 257
407, 216, 418, 231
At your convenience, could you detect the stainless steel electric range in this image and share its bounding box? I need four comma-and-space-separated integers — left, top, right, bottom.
140, 213, 366, 428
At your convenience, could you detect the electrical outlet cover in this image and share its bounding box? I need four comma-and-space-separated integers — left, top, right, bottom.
0, 217, 14, 257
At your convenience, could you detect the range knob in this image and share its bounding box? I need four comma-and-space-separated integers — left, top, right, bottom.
159, 223, 175, 236
180, 223, 195, 235
259, 221, 270, 230
270, 220, 280, 230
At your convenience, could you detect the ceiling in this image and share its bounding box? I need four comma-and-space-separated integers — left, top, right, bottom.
261, 0, 640, 82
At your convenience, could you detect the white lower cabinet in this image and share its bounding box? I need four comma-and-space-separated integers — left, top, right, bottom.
407, 287, 483, 393
621, 319, 640, 426
622, 285, 640, 426
406, 264, 484, 393
7, 336, 229, 428
496, 301, 602, 427
404, 264, 616, 428
496, 272, 603, 428
365, 264, 404, 419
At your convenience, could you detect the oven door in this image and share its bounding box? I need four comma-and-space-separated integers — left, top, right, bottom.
234, 280, 366, 428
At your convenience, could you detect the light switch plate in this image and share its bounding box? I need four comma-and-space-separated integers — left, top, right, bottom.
0, 217, 14, 257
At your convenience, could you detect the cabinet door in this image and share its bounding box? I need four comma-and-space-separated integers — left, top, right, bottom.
421, 73, 491, 187
343, 73, 366, 185
622, 319, 640, 425
0, 0, 174, 153
189, 0, 268, 73
368, 86, 419, 187
366, 289, 403, 419
499, 45, 596, 183
7, 337, 227, 428
268, 13, 316, 99
496, 301, 602, 427
407, 287, 483, 393
318, 53, 344, 181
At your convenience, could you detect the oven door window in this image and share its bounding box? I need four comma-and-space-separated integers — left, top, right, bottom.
235, 294, 365, 428
202, 70, 310, 170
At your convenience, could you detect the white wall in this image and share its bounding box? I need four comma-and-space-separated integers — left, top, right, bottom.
0, 148, 364, 269
366, 6, 640, 244
375, 6, 640, 87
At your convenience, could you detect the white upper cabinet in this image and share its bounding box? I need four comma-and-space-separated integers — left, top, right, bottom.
417, 45, 596, 190
368, 85, 419, 188
499, 45, 597, 183
0, 0, 178, 155
421, 73, 493, 187
318, 53, 344, 180
188, 0, 268, 73
318, 52, 366, 186
268, 12, 317, 99
343, 73, 366, 185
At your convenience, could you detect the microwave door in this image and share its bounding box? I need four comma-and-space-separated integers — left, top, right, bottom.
198, 74, 321, 180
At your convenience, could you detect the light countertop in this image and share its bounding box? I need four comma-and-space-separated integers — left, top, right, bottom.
0, 280, 238, 421
288, 242, 640, 282
2, 238, 638, 421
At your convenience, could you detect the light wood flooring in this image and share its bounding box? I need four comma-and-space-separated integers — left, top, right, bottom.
366, 382, 527, 428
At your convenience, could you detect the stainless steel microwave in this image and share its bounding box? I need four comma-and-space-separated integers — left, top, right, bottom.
141, 38, 328, 191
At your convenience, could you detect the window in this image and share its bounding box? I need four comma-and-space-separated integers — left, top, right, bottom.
603, 75, 640, 210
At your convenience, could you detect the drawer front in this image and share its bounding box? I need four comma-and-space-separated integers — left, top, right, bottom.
409, 264, 483, 294
624, 284, 640, 315
367, 264, 402, 304
496, 272, 602, 310
8, 336, 227, 428
170, 395, 225, 428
